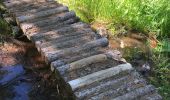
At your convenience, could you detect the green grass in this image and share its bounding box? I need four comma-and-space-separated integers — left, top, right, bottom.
150, 51, 170, 99
59, 0, 170, 37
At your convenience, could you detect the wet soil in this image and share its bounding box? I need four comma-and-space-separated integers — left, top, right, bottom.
0, 35, 73, 100
91, 21, 157, 76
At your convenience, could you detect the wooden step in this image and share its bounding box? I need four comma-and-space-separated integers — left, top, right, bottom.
20, 11, 76, 33
55, 52, 120, 81
4, 0, 35, 8
27, 22, 91, 41
40, 35, 95, 55
113, 85, 156, 100
25, 17, 79, 39
35, 30, 96, 51
44, 37, 108, 63
68, 63, 133, 91
10, 2, 60, 15
89, 79, 147, 100
51, 49, 106, 71
6, 0, 56, 12
16, 6, 69, 22
74, 71, 142, 99
75, 74, 132, 99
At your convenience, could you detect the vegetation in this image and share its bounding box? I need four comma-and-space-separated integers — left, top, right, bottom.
59, 0, 170, 37
59, 0, 170, 99
0, 1, 11, 35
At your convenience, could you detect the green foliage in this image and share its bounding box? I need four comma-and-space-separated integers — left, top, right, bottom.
59, 0, 170, 37
0, 1, 11, 35
150, 52, 170, 100
155, 39, 170, 52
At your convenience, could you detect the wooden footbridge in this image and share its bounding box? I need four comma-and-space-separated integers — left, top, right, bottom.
3, 0, 162, 99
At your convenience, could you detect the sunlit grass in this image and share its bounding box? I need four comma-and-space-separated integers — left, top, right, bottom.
59, 0, 170, 37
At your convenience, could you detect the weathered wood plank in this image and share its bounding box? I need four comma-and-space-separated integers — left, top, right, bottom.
4, 0, 35, 8
17, 6, 68, 22
24, 17, 79, 40
75, 75, 130, 99
14, 4, 62, 17
35, 30, 95, 49
35, 30, 96, 51
28, 22, 91, 41
56, 54, 109, 75
68, 63, 133, 91
113, 85, 156, 100
51, 49, 105, 71
44, 37, 108, 63
9, 1, 59, 14
20, 11, 76, 33
40, 35, 95, 55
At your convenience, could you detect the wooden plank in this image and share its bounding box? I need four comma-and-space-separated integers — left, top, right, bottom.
20, 11, 76, 33
68, 63, 133, 91
14, 3, 62, 17
25, 17, 79, 40
27, 28, 92, 42
40, 35, 94, 54
35, 30, 95, 51
35, 30, 95, 48
44, 37, 108, 63
56, 54, 108, 75
4, 0, 35, 8
51, 49, 105, 71
9, 1, 58, 14
113, 85, 156, 100
28, 22, 91, 41
17, 6, 68, 22
75, 75, 131, 99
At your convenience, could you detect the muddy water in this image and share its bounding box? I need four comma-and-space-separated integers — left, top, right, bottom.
108, 34, 152, 75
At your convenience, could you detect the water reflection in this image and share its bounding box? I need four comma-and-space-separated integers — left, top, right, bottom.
0, 64, 33, 100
